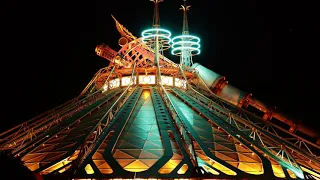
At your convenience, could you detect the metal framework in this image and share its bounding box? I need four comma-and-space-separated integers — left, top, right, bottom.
0, 1, 320, 180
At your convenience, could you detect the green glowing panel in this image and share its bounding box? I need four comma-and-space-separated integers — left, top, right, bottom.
112, 89, 164, 172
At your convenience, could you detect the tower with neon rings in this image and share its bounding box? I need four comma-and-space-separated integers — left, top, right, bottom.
171, 0, 200, 67
141, 0, 171, 68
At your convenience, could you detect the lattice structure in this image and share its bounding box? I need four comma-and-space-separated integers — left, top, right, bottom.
1, 1, 320, 180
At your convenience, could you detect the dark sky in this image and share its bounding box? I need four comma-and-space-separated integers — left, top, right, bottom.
1, 1, 319, 133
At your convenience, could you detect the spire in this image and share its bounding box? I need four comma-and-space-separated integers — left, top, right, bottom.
111, 15, 137, 41
180, 0, 191, 35
152, 0, 163, 28
171, 0, 200, 67
142, 0, 171, 84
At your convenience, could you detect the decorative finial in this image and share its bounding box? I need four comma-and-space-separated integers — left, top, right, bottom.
151, 0, 163, 27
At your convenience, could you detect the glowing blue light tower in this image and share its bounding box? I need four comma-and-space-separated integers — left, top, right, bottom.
171, 0, 200, 67
141, 0, 171, 84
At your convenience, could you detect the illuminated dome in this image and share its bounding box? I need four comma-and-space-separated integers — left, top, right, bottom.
0, 1, 319, 180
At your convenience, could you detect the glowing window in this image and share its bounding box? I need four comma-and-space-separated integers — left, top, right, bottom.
161, 76, 173, 86
139, 75, 156, 85
175, 78, 186, 89
121, 76, 136, 86
109, 78, 120, 89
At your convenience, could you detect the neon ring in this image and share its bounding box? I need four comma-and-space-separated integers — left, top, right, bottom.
171, 41, 200, 49
171, 35, 200, 43
141, 28, 172, 50
171, 35, 201, 56
171, 47, 201, 56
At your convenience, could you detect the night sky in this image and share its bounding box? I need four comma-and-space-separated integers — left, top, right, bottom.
1, 1, 319, 133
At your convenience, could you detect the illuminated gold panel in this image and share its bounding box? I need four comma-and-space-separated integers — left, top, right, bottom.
58, 164, 71, 173
271, 164, 285, 178
139, 75, 156, 85
23, 154, 45, 171
235, 151, 263, 175
195, 147, 236, 175
39, 150, 79, 175
93, 152, 113, 174
213, 125, 264, 175
177, 164, 188, 174
211, 161, 237, 176
142, 90, 150, 100
25, 163, 39, 172
124, 160, 149, 172
237, 162, 263, 175
287, 169, 297, 179
159, 159, 182, 174
91, 131, 114, 174
121, 76, 136, 86
85, 164, 94, 174
203, 165, 219, 175
159, 132, 184, 174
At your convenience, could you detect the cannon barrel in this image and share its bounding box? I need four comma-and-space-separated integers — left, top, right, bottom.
191, 62, 320, 144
